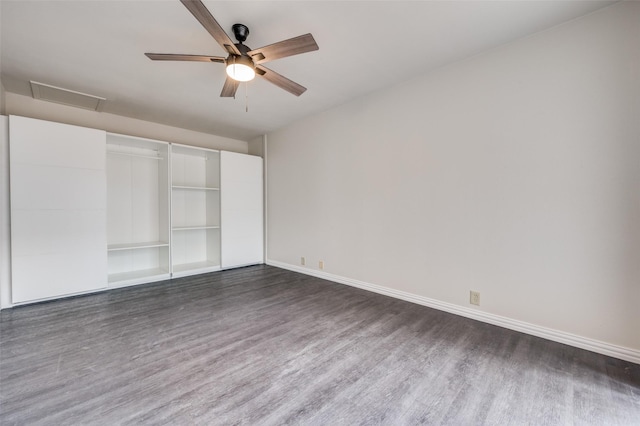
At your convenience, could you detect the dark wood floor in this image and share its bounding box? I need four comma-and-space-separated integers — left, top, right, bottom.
1, 265, 638, 425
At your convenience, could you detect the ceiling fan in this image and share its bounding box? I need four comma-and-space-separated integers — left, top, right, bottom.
145, 0, 319, 98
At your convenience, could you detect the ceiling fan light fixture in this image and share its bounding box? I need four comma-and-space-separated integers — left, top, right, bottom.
226, 55, 255, 82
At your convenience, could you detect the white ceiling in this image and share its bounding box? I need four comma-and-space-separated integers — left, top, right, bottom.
1, 0, 616, 141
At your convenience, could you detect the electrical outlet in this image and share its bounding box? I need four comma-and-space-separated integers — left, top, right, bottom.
319, 260, 324, 270
470, 291, 480, 306
301, 257, 305, 266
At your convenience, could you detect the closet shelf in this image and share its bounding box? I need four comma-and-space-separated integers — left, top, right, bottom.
108, 268, 170, 284
172, 226, 220, 231
107, 241, 169, 251
171, 185, 219, 191
107, 150, 162, 160
172, 261, 220, 274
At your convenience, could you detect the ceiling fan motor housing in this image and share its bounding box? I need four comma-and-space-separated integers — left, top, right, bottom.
226, 53, 254, 69
234, 43, 252, 56
226, 43, 254, 68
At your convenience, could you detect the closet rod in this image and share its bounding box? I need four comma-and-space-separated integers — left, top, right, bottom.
107, 151, 162, 160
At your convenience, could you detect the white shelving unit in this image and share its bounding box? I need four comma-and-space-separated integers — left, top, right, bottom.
171, 144, 221, 277
106, 134, 170, 286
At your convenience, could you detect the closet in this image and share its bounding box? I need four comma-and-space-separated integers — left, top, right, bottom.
8, 115, 263, 305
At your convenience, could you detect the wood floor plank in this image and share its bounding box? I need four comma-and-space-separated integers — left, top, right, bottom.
1, 265, 638, 425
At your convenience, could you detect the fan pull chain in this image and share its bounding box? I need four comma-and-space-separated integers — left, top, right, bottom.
232, 57, 237, 100
245, 81, 249, 113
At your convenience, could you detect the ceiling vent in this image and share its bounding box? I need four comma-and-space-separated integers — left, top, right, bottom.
30, 81, 106, 112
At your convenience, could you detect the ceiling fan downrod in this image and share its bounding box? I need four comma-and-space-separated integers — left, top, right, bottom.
232, 23, 250, 44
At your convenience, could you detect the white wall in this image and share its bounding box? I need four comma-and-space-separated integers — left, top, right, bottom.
4, 92, 248, 153
266, 2, 640, 358
248, 135, 265, 158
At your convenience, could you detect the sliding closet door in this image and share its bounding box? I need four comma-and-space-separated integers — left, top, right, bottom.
9, 115, 107, 303
220, 151, 263, 268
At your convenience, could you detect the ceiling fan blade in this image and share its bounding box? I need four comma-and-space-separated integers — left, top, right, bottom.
249, 34, 318, 64
220, 76, 239, 98
145, 53, 225, 63
256, 65, 306, 96
180, 0, 240, 56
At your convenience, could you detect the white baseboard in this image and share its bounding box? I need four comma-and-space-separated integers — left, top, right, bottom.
267, 259, 640, 365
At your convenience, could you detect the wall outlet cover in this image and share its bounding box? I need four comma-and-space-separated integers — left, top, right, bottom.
470, 291, 480, 306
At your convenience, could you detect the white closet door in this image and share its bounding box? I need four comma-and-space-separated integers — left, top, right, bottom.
9, 116, 107, 303
220, 151, 263, 268
0, 116, 10, 309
